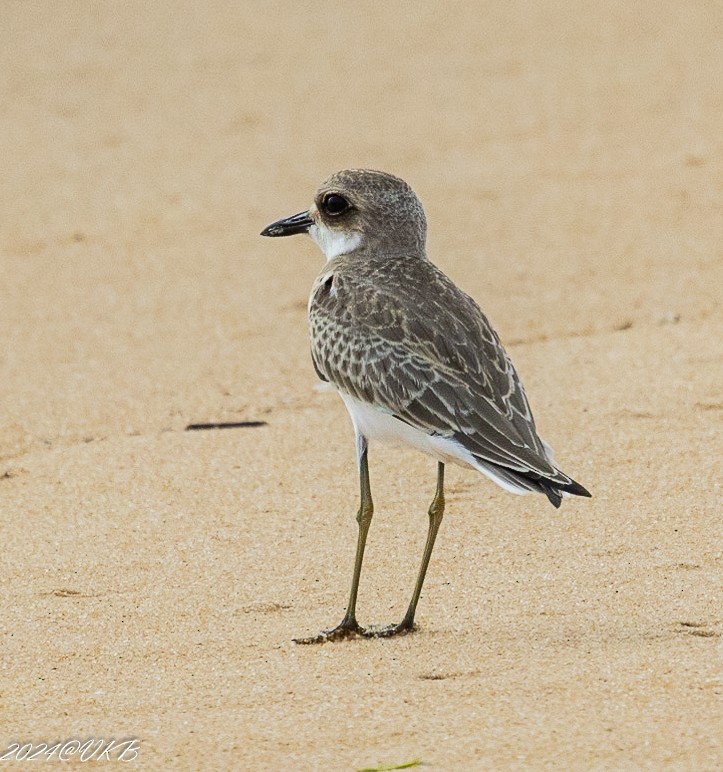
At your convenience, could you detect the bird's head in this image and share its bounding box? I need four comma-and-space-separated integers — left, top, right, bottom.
261, 169, 427, 261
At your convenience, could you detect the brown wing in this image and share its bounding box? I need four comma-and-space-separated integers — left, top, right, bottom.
309, 255, 575, 486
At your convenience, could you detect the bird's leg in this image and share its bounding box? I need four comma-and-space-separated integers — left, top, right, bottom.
294, 436, 373, 644
364, 462, 445, 638
401, 461, 445, 629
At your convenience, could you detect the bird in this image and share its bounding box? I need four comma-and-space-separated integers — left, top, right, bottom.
261, 169, 590, 643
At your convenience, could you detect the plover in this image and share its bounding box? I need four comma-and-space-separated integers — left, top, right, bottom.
261, 169, 590, 643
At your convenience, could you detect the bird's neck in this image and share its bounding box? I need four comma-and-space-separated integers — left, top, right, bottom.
310, 224, 363, 261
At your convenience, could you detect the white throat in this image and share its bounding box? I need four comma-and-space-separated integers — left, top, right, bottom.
310, 222, 363, 261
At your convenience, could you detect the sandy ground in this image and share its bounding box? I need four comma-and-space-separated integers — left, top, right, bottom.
1, 1, 721, 769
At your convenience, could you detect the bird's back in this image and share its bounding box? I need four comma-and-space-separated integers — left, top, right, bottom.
308, 252, 590, 507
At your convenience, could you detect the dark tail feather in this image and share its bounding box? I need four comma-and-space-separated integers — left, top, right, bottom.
470, 454, 591, 509
539, 482, 563, 508
501, 467, 591, 509
540, 477, 592, 509
561, 479, 592, 498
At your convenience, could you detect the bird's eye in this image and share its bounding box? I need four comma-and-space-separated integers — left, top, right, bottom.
322, 193, 350, 216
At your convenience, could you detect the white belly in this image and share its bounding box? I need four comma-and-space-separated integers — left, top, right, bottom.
337, 391, 470, 465
337, 391, 530, 496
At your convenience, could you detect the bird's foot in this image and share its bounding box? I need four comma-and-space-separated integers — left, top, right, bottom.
294, 618, 418, 644
293, 618, 364, 645
361, 620, 417, 639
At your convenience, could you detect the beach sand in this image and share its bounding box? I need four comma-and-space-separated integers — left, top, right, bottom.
1, 1, 721, 768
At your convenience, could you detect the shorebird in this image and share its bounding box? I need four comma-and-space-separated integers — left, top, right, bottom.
261, 169, 590, 643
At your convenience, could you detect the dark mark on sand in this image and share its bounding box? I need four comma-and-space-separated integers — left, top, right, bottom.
185, 421, 268, 431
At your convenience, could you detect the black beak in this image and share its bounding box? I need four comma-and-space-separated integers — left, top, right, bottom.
260, 210, 314, 237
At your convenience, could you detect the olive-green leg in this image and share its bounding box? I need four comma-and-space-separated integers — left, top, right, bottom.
294, 437, 373, 644
365, 462, 445, 638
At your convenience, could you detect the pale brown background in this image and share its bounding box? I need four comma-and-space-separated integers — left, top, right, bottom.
1, 1, 721, 769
